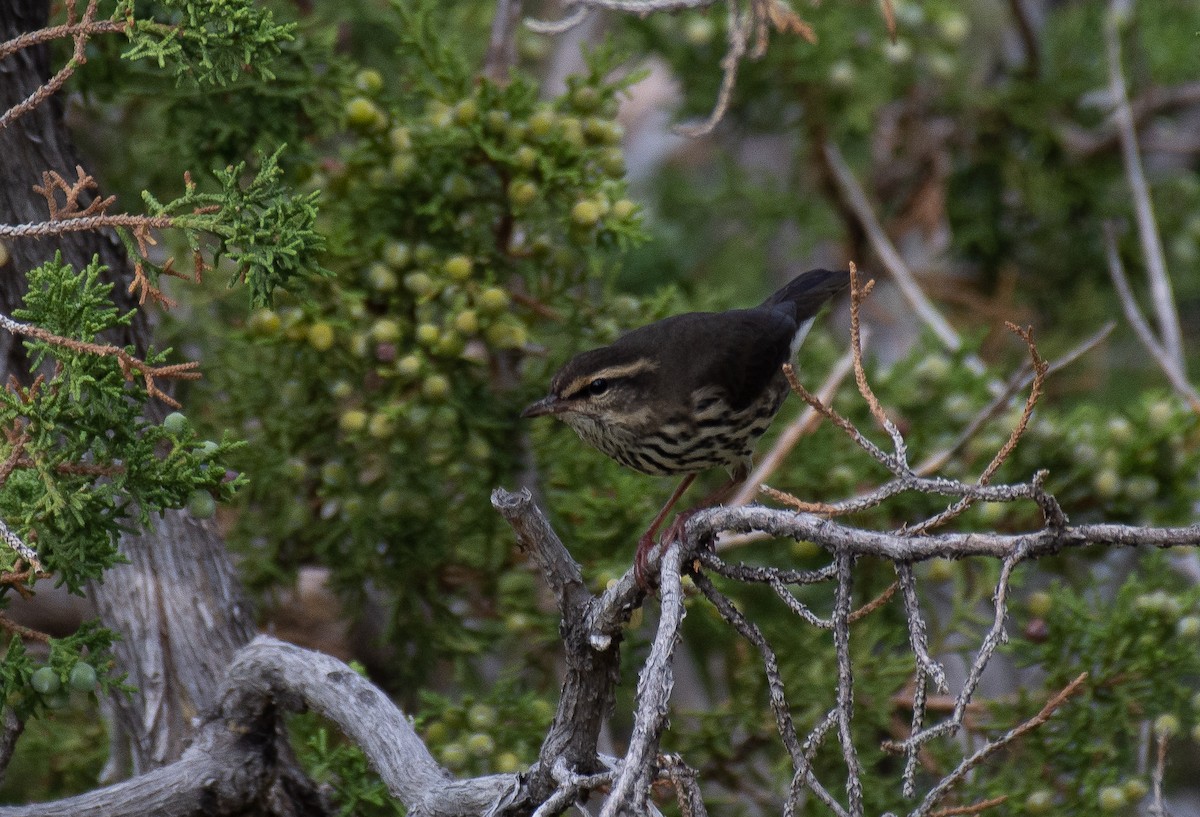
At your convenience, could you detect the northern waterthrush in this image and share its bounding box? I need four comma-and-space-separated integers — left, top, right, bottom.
523, 268, 850, 584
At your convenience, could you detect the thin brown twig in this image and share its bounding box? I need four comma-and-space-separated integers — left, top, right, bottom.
784, 368, 900, 475
758, 484, 838, 515
929, 795, 1008, 817
0, 612, 50, 643
0, 312, 199, 408
903, 323, 1047, 535
0, 566, 43, 585
890, 691, 985, 719
128, 256, 183, 308
880, 0, 896, 41
762, 0, 816, 45
510, 291, 565, 321
0, 0, 112, 130
20, 166, 181, 307
914, 321, 1115, 475
13, 456, 126, 477
978, 324, 1045, 485
782, 369, 855, 441
912, 672, 1089, 817
848, 581, 896, 623
0, 427, 30, 488
846, 264, 902, 452
0, 18, 125, 62
781, 264, 913, 478
768, 578, 895, 630
33, 166, 117, 220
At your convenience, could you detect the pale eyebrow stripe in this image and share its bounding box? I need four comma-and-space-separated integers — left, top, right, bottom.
561, 360, 658, 398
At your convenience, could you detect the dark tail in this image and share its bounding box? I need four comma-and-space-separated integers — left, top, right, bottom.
760, 268, 851, 324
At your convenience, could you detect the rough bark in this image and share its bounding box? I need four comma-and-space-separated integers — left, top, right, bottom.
490, 488, 631, 803
0, 0, 148, 374
0, 0, 289, 792
89, 510, 258, 775
0, 638, 506, 817
0, 638, 335, 817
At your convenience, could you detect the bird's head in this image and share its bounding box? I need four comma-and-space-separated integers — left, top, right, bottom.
521, 347, 659, 431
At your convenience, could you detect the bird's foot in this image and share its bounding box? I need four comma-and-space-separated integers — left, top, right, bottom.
662, 507, 701, 550
634, 531, 658, 593
635, 508, 705, 592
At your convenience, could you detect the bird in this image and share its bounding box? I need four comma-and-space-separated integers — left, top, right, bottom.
522, 268, 850, 587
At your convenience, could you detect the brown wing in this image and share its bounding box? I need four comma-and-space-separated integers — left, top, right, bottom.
605, 308, 797, 413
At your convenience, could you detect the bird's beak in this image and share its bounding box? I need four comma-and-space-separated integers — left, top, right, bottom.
521, 394, 562, 419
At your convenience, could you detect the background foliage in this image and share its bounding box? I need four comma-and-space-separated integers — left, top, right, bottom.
1, 0, 1198, 814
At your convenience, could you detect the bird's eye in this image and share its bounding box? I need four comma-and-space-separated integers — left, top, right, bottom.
587, 378, 609, 396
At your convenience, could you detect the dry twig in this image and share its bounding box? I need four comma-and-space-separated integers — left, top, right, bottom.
821, 140, 965, 357
911, 672, 1088, 817
1104, 223, 1200, 413
902, 323, 1046, 535
0, 612, 50, 643
1148, 731, 1168, 817
0, 0, 126, 130
0, 312, 199, 408
915, 321, 1115, 475
928, 794, 1008, 817
1103, 0, 1183, 372
0, 517, 40, 572
601, 541, 686, 816
692, 571, 849, 817
9, 165, 183, 307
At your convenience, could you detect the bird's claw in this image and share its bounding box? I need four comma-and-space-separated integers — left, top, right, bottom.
634, 532, 657, 592
634, 509, 703, 593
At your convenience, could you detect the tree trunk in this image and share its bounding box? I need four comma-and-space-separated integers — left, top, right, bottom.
0, 0, 262, 781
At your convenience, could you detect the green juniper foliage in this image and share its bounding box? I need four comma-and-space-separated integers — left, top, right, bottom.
0, 256, 241, 591
133, 148, 326, 305
0, 257, 239, 775
414, 682, 555, 778
202, 7, 649, 692
7, 0, 1200, 812
0, 694, 108, 804
967, 558, 1200, 814
114, 0, 295, 87
291, 712, 406, 817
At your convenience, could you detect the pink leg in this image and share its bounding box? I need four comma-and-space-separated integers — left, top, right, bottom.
635, 474, 696, 590
658, 476, 740, 552
635, 474, 749, 590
